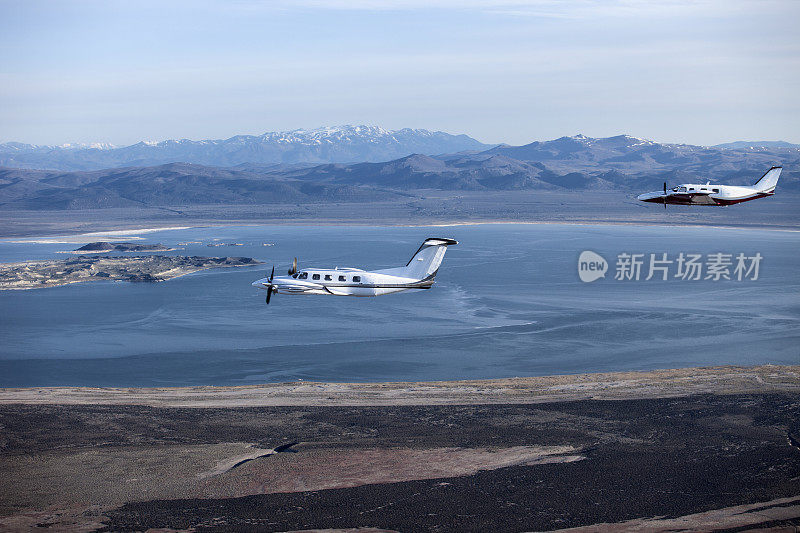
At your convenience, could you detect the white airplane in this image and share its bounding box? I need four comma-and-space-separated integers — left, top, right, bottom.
637, 166, 782, 207
252, 237, 458, 304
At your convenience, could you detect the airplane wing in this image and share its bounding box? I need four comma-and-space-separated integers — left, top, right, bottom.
668, 190, 710, 198
281, 284, 321, 294
668, 191, 718, 205
323, 286, 351, 296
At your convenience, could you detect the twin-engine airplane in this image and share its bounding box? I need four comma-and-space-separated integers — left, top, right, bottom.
637, 166, 782, 207
252, 237, 458, 304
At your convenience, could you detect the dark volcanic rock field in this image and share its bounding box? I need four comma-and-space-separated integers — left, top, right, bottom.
1, 393, 798, 531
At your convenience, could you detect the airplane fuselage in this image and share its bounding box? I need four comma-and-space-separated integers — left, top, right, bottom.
637, 183, 775, 206
252, 237, 458, 303
252, 268, 435, 297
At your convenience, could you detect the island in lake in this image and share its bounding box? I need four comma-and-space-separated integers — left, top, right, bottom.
72, 241, 174, 253
0, 255, 261, 290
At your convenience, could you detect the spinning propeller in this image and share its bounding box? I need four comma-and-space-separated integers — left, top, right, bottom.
264, 258, 299, 304
265, 266, 276, 304
663, 181, 667, 209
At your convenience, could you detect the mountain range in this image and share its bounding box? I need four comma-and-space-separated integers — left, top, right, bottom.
253, 135, 799, 192
0, 164, 412, 210
1, 132, 797, 210
0, 126, 491, 171
712, 141, 800, 150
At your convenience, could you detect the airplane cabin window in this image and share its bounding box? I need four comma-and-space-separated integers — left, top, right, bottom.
338, 275, 346, 281
353, 276, 361, 283
679, 187, 687, 192
312, 273, 320, 280
298, 272, 308, 279
712, 188, 719, 193
324, 274, 332, 281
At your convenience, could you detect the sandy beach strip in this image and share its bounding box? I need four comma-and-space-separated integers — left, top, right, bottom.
2, 364, 797, 407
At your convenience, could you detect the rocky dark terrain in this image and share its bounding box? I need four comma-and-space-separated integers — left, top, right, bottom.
0, 368, 798, 531
96, 394, 799, 533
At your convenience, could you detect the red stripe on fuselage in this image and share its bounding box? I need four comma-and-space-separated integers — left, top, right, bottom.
641, 192, 773, 206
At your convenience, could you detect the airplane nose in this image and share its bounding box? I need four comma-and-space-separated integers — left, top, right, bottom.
637, 191, 660, 201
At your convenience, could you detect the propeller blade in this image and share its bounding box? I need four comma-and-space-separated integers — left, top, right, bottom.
266, 285, 273, 304
663, 182, 667, 209
288, 257, 298, 276
269, 265, 275, 283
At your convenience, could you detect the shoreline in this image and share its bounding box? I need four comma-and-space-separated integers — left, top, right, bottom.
3, 219, 799, 243
3, 189, 797, 238
2, 364, 797, 407
2, 226, 197, 243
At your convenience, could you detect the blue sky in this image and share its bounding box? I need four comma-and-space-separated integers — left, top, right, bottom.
1, 0, 798, 146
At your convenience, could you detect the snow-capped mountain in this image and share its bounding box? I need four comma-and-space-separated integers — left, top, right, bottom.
712, 140, 800, 150
0, 141, 116, 152
57, 142, 117, 150
0, 126, 491, 171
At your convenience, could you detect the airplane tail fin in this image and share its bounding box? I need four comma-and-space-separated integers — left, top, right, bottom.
401, 238, 458, 280
753, 166, 782, 193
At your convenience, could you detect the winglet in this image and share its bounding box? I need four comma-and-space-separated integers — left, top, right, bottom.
420, 237, 458, 247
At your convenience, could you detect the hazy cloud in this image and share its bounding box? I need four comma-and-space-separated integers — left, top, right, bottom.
0, 0, 797, 145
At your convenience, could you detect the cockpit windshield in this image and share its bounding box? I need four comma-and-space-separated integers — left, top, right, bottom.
297, 272, 308, 280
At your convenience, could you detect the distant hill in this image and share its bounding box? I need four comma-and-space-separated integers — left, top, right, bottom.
482, 134, 795, 173
281, 154, 561, 190
0, 126, 492, 171
0, 163, 410, 210
1, 134, 797, 210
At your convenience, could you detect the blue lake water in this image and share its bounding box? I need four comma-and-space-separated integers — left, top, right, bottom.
0, 224, 798, 386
